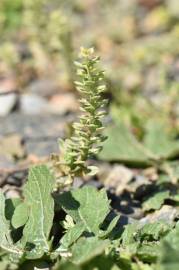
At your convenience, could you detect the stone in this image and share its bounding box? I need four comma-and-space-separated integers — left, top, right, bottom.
73, 178, 83, 189
0, 113, 73, 138
0, 134, 25, 159
26, 79, 59, 98
0, 94, 17, 116
0, 155, 15, 170
140, 205, 179, 225
0, 76, 17, 94
99, 164, 134, 194
48, 93, 78, 115
25, 139, 58, 157
3, 185, 20, 198
20, 94, 49, 114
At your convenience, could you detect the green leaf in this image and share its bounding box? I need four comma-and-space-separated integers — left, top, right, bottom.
11, 202, 29, 229
137, 243, 160, 263
54, 261, 82, 270
99, 121, 179, 165
160, 161, 179, 183
21, 165, 55, 259
159, 242, 179, 270
71, 237, 109, 265
19, 260, 51, 270
5, 198, 22, 221
82, 255, 121, 270
131, 261, 154, 270
170, 194, 179, 202
99, 216, 120, 238
118, 255, 134, 270
60, 222, 85, 249
144, 121, 179, 159
0, 190, 22, 257
99, 123, 151, 165
161, 222, 179, 252
158, 242, 179, 270
136, 222, 171, 241
155, 222, 179, 269
142, 191, 170, 211
122, 223, 140, 246
58, 186, 110, 234
55, 259, 119, 270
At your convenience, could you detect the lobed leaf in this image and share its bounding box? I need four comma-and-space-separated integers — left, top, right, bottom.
58, 186, 110, 234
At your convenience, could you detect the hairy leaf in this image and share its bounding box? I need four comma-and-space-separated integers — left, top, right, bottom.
58, 186, 110, 234
11, 202, 29, 229
5, 198, 22, 221
0, 190, 22, 257
144, 121, 179, 159
99, 123, 150, 165
21, 165, 55, 259
100, 121, 179, 165
71, 237, 109, 265
60, 222, 85, 249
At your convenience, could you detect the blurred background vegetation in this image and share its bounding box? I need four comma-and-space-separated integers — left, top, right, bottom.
1, 0, 179, 136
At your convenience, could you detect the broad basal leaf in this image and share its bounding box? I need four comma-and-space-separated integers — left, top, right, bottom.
5, 197, 22, 221
99, 121, 179, 165
144, 121, 179, 159
21, 165, 55, 259
0, 190, 22, 257
11, 202, 29, 229
99, 123, 150, 165
71, 237, 109, 265
58, 186, 110, 234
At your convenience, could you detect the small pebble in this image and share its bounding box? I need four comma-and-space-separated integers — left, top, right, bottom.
0, 94, 17, 116
20, 94, 49, 114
